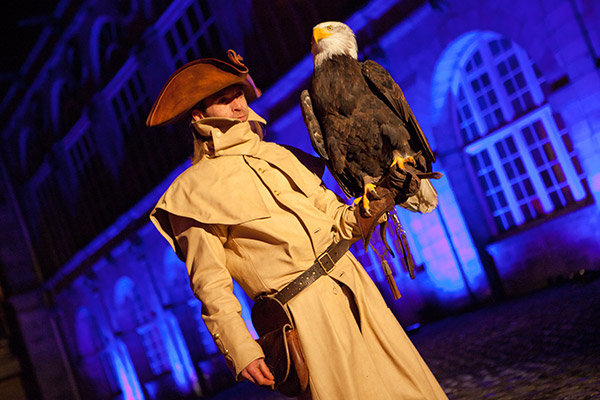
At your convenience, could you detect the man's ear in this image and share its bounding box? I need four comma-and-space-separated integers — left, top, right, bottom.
191, 109, 204, 121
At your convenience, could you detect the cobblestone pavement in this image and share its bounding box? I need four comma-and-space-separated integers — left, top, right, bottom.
412, 275, 600, 400
208, 275, 600, 399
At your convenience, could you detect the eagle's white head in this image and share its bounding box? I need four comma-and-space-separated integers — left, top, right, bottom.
311, 21, 358, 68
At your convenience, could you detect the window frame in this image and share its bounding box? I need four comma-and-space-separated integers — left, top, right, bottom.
158, 0, 220, 69
453, 35, 587, 233
452, 37, 545, 144
465, 104, 586, 232
109, 67, 150, 136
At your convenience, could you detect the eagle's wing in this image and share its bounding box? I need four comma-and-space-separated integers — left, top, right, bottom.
300, 90, 328, 161
300, 89, 356, 198
361, 60, 435, 168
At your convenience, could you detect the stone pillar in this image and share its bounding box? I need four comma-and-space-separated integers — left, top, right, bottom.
10, 291, 78, 400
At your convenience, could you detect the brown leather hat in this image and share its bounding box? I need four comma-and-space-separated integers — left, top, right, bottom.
146, 50, 261, 127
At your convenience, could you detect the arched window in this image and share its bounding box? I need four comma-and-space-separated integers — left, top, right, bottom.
19, 128, 43, 179
51, 80, 81, 138
20, 93, 53, 178
110, 68, 150, 135
452, 33, 587, 233
162, 1, 221, 68
92, 20, 126, 84
114, 277, 170, 376
75, 308, 119, 393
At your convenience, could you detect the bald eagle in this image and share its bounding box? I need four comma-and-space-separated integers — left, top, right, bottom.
301, 21, 440, 216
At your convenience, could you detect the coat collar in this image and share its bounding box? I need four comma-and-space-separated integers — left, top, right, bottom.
191, 108, 320, 198
191, 108, 266, 157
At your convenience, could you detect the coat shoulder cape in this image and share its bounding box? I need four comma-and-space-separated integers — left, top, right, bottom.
150, 143, 325, 260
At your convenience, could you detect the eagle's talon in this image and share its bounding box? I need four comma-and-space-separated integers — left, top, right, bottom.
359, 195, 372, 216
366, 185, 380, 200
354, 183, 378, 216
391, 155, 416, 171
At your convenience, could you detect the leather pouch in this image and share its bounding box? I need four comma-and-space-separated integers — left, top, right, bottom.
252, 296, 309, 397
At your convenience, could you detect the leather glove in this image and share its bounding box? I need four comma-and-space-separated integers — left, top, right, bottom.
354, 186, 395, 250
410, 151, 428, 174
388, 165, 421, 204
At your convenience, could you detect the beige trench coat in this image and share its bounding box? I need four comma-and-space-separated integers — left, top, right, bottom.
150, 110, 447, 399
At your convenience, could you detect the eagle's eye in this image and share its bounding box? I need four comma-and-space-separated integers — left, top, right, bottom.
326, 25, 334, 31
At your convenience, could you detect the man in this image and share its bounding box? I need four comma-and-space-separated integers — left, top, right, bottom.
147, 50, 447, 399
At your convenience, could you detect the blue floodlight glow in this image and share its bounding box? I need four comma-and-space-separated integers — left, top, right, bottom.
113, 340, 144, 400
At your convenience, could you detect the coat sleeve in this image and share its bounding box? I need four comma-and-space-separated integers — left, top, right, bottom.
168, 214, 264, 379
310, 184, 362, 242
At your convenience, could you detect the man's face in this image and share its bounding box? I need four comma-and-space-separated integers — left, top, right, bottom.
194, 85, 249, 122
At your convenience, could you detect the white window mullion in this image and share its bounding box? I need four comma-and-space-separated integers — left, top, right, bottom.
459, 69, 487, 135
515, 46, 545, 106
181, 11, 194, 60
512, 125, 554, 213
456, 34, 587, 233
540, 108, 586, 200
481, 41, 514, 122
159, 32, 173, 63
488, 143, 525, 224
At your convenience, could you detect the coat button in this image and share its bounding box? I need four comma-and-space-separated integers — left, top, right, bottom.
223, 349, 230, 356
215, 131, 222, 138
213, 333, 220, 339
273, 190, 280, 196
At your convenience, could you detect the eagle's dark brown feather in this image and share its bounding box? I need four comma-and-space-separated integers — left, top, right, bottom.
309, 55, 415, 198
362, 60, 435, 167
304, 20, 439, 239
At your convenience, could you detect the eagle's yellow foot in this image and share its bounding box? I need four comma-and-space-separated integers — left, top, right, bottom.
391, 155, 416, 170
353, 183, 378, 216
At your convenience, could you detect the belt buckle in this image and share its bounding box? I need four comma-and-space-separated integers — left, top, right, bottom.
317, 251, 335, 273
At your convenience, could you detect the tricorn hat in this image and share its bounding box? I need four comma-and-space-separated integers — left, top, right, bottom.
146, 50, 261, 127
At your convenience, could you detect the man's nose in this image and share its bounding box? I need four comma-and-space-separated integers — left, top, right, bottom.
231, 97, 243, 110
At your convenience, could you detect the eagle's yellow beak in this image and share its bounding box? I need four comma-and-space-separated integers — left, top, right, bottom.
313, 27, 333, 44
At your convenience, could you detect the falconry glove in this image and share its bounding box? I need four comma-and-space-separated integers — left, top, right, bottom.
388, 165, 422, 204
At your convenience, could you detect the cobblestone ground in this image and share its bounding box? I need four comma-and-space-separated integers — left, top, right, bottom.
412, 275, 600, 400
208, 275, 600, 399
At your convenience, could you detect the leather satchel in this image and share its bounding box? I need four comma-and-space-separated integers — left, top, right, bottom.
252, 296, 309, 397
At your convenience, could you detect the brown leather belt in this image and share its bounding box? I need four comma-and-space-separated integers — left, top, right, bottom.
275, 240, 351, 305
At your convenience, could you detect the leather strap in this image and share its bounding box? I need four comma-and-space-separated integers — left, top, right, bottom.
275, 240, 351, 305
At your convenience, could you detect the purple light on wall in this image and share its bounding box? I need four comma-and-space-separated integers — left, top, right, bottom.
113, 340, 144, 400
591, 172, 600, 195
402, 166, 486, 301
163, 312, 201, 394
160, 316, 190, 392
409, 212, 467, 293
